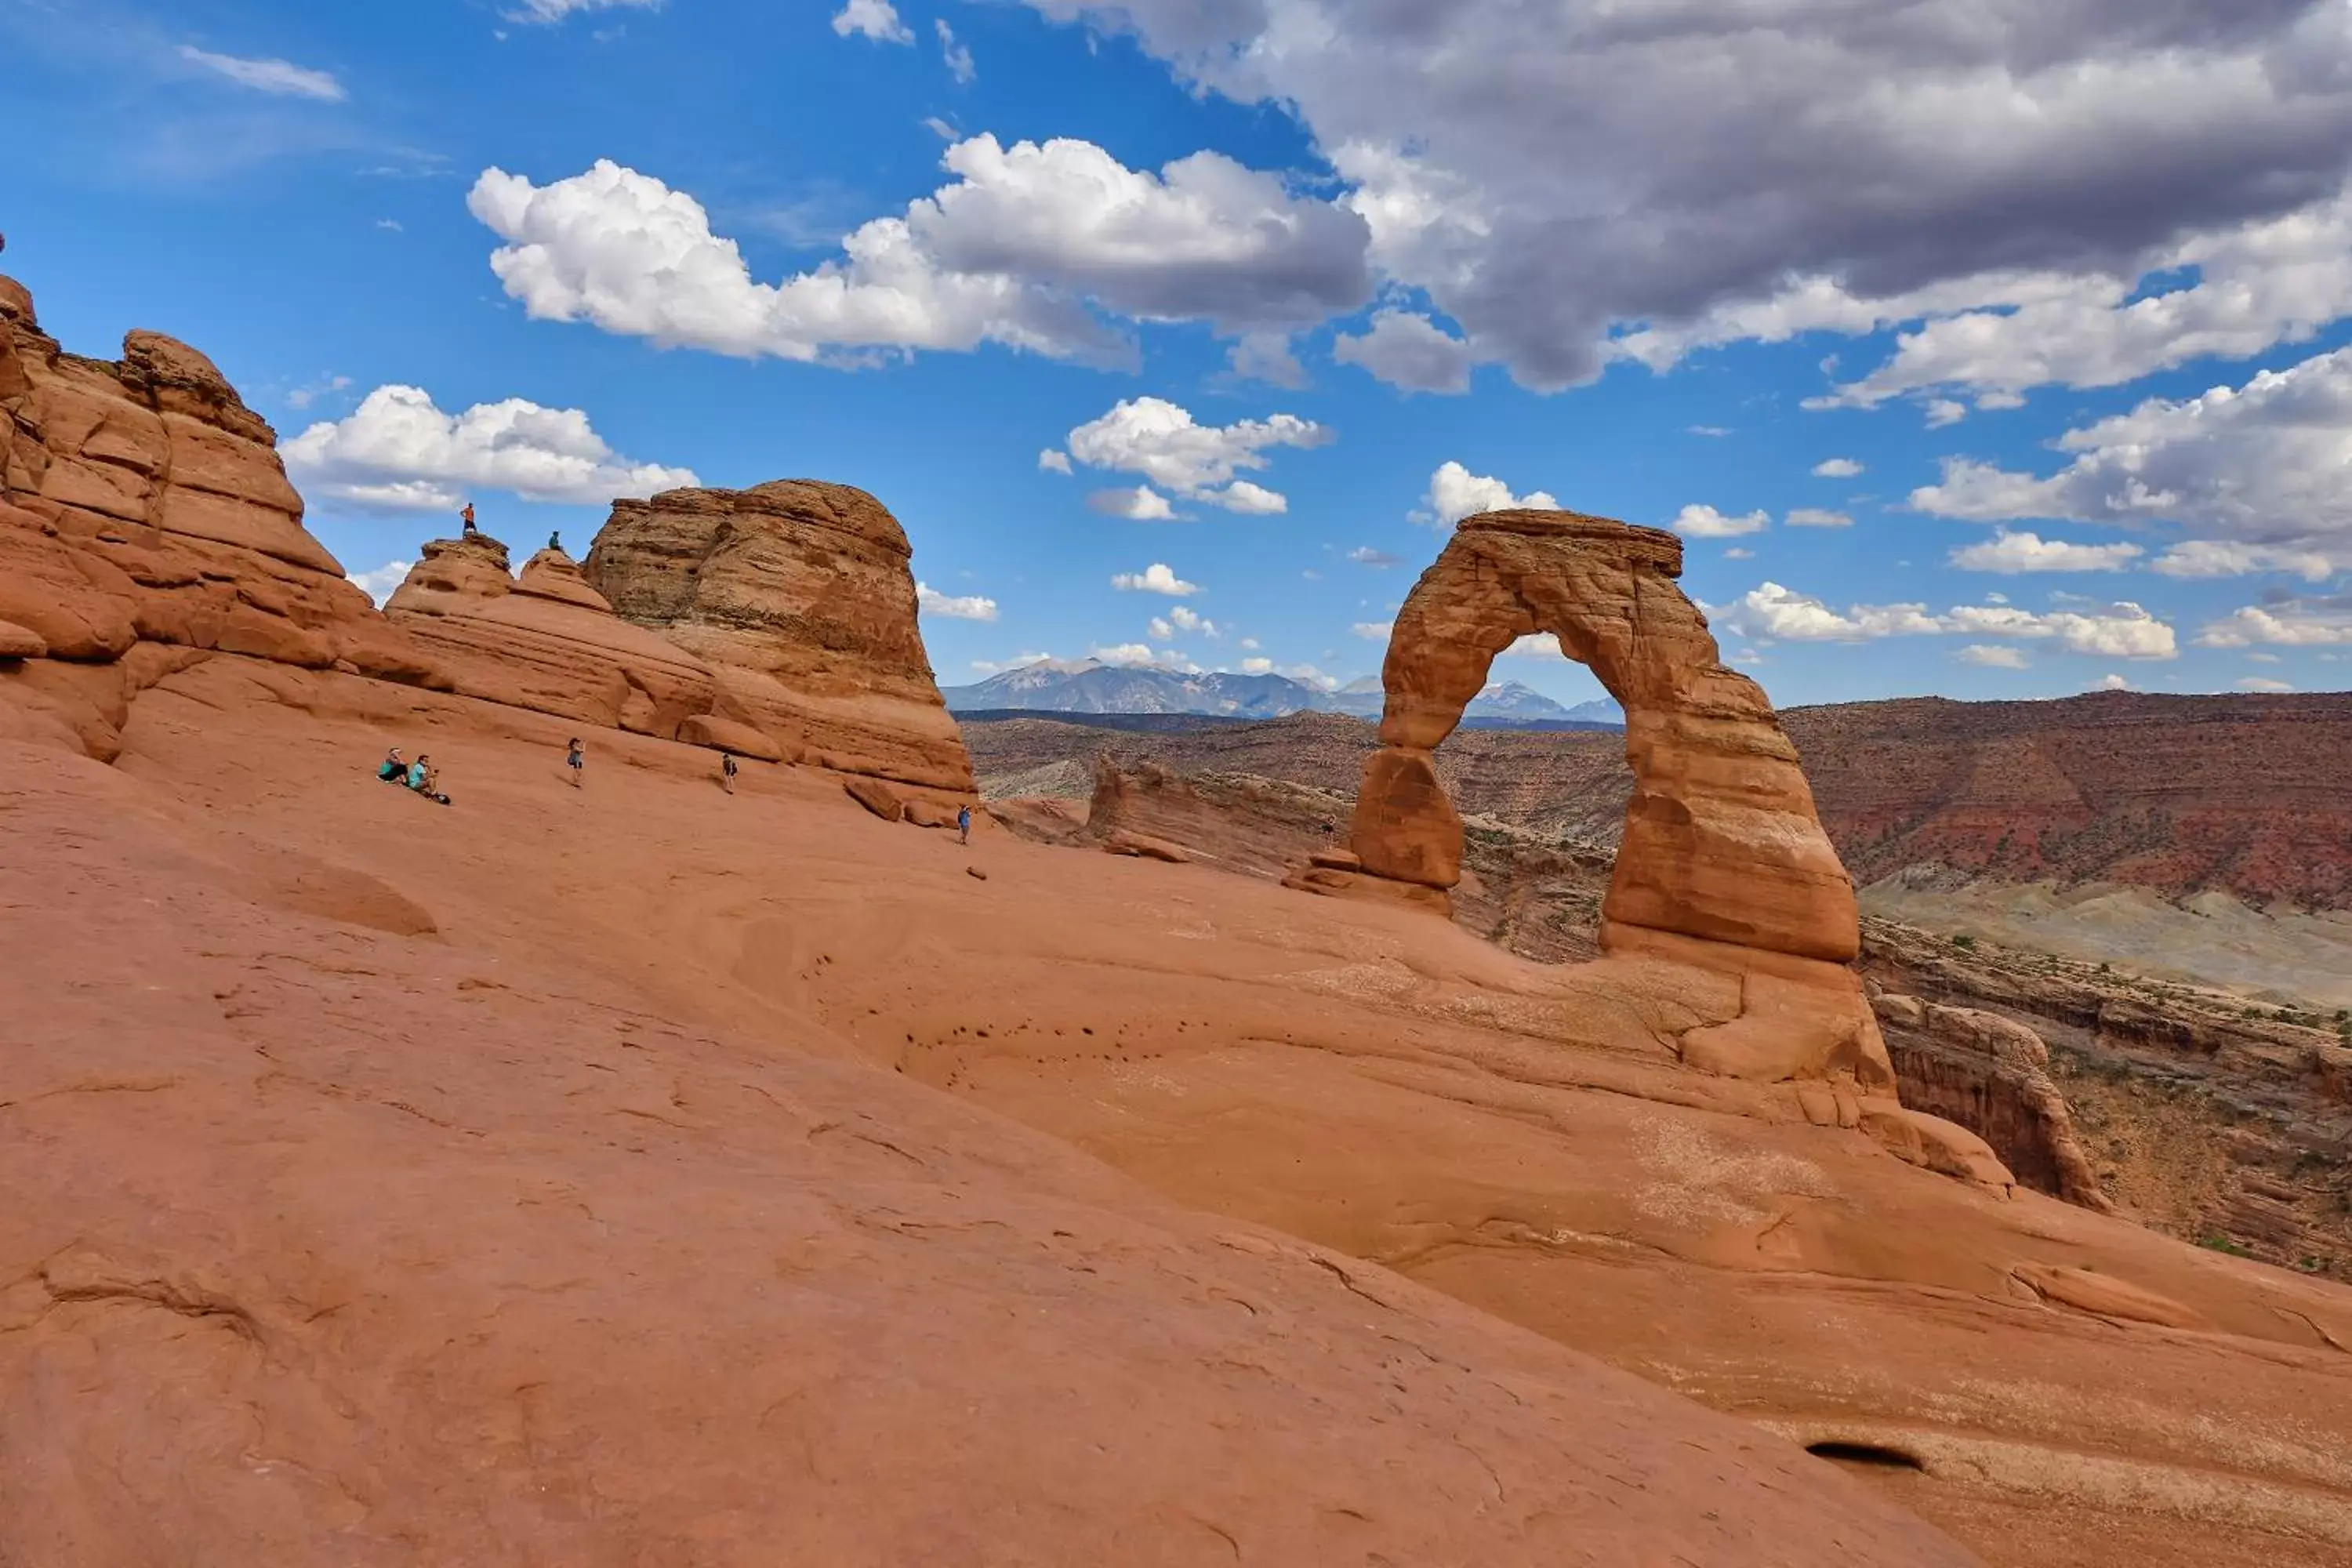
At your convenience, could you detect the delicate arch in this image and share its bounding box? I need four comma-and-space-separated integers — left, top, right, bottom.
1349, 510, 1860, 964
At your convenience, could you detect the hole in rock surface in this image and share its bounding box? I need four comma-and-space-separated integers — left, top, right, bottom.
1803, 1440, 1926, 1471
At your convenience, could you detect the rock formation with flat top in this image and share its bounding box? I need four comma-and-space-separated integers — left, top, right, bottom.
0, 271, 445, 757
585, 481, 975, 793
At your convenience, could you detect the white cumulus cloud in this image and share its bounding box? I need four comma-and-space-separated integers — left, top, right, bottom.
1087, 485, 1178, 521
1784, 508, 1852, 529
1715, 581, 2176, 659
1110, 562, 1199, 596
283, 385, 696, 512
468, 138, 1370, 368
1416, 461, 1556, 528
1062, 396, 1329, 514
506, 0, 662, 23
1957, 644, 2031, 669
1672, 504, 1769, 539
1812, 458, 1864, 478
1912, 344, 2352, 575
916, 582, 999, 621
1037, 448, 1073, 474
1947, 531, 2144, 574
2236, 675, 2296, 692
1018, 2, 2352, 398
346, 561, 413, 608
831, 0, 912, 44
2196, 597, 2352, 648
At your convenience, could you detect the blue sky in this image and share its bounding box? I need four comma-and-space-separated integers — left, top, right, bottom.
6, 0, 2351, 708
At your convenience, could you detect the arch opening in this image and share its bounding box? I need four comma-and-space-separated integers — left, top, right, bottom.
1345, 509, 1861, 967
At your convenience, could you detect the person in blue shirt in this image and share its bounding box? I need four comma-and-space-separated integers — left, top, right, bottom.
406, 755, 451, 806
957, 803, 972, 845
376, 747, 406, 782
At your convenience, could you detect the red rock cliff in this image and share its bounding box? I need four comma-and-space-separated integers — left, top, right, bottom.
0, 272, 444, 756
584, 481, 974, 793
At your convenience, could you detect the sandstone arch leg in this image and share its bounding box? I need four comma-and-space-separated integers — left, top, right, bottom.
1345, 511, 1860, 964
1301, 511, 1956, 1142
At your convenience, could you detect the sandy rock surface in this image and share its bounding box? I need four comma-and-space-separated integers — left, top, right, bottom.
5, 655, 2347, 1566
0, 707, 1979, 1568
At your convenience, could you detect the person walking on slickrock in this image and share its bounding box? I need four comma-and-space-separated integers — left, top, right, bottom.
565, 737, 586, 787
720, 752, 739, 795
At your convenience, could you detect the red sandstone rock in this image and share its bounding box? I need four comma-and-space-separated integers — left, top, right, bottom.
1348, 511, 1857, 964
676, 713, 782, 761
0, 273, 447, 753
1103, 828, 1193, 863
584, 481, 975, 793
1872, 993, 2110, 1210
387, 535, 718, 739
843, 774, 906, 822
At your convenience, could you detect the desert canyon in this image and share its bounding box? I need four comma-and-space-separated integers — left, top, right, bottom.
9, 271, 2352, 1568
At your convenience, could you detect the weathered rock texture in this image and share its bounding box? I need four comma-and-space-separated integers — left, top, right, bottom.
0, 272, 445, 757
1870, 992, 2111, 1210
1327, 510, 1929, 1126
586, 482, 974, 793
1351, 512, 1855, 962
386, 535, 718, 739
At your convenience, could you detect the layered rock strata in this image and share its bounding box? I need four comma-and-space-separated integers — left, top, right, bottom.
386, 536, 717, 740
1319, 510, 2005, 1182
1348, 512, 1854, 960
586, 481, 974, 793
0, 273, 445, 756
1871, 992, 2111, 1210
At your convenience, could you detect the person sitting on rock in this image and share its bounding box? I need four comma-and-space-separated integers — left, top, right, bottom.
376, 747, 407, 782
406, 754, 451, 807
565, 737, 585, 787
548, 530, 562, 552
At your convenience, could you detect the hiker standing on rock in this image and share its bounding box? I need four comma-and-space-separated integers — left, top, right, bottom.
958, 803, 972, 845
461, 503, 477, 538
720, 753, 739, 795
565, 737, 586, 787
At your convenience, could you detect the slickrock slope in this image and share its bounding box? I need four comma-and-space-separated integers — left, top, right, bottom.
1043, 754, 1612, 964
585, 481, 975, 793
3, 728, 1989, 1567
10, 656, 2346, 1567
0, 272, 445, 755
